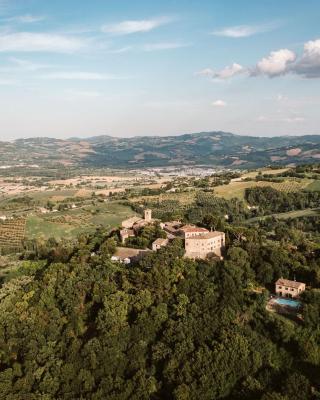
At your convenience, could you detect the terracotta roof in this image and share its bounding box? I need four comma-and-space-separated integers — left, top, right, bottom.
180, 225, 209, 233
275, 278, 305, 289
122, 216, 141, 225
186, 231, 224, 240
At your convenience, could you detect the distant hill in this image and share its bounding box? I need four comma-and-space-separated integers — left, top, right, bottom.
1, 131, 320, 169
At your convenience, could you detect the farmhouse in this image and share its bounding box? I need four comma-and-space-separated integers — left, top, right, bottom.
152, 238, 169, 251
275, 278, 306, 298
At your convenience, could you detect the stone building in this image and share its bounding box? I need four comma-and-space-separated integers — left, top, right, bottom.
179, 225, 210, 239
121, 216, 141, 229
152, 238, 169, 251
275, 278, 306, 298
184, 231, 225, 259
119, 228, 135, 244
144, 209, 152, 222
121, 209, 153, 230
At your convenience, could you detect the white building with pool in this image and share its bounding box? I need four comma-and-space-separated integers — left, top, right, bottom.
275, 278, 305, 298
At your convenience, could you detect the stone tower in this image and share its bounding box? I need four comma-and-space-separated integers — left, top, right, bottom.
144, 209, 152, 221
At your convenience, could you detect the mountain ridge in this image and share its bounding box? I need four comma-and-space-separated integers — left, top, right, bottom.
1, 131, 320, 169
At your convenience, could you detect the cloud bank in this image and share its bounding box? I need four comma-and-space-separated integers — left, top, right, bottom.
198, 38, 320, 80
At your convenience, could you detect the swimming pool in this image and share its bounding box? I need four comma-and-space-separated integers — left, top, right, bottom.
273, 298, 301, 309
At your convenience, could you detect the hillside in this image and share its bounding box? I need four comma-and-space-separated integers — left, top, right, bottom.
1, 131, 320, 169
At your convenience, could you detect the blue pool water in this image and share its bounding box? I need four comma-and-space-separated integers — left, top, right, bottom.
274, 298, 301, 309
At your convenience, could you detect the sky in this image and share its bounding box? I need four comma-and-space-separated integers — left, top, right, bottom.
0, 0, 320, 140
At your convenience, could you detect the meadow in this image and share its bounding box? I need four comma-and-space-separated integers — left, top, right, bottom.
26, 202, 135, 240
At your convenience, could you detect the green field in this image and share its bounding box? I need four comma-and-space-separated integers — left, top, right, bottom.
246, 208, 320, 224
26, 201, 136, 240
306, 180, 320, 192
214, 179, 312, 200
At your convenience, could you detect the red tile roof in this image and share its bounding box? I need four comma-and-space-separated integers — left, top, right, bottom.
275, 278, 305, 289
180, 225, 209, 233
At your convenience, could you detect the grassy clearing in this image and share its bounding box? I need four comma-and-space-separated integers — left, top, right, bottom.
305, 180, 320, 192
246, 208, 320, 224
26, 202, 135, 240
241, 168, 290, 179
31, 189, 78, 202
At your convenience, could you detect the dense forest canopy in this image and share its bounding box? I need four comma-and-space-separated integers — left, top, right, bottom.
1, 184, 320, 399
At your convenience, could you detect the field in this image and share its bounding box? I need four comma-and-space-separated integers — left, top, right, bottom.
131, 190, 197, 206
26, 202, 135, 240
306, 180, 320, 192
246, 208, 320, 224
213, 179, 312, 200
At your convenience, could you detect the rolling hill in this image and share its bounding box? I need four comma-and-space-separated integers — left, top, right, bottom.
1, 131, 320, 169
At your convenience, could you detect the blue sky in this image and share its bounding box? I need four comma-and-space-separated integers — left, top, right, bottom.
0, 0, 319, 139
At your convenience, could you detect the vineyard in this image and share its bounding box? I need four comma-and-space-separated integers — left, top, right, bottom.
0, 217, 26, 252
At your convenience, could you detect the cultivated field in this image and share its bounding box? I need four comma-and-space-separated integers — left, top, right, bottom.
213, 179, 311, 200
26, 202, 136, 240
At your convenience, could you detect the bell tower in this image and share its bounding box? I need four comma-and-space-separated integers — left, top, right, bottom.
144, 209, 152, 221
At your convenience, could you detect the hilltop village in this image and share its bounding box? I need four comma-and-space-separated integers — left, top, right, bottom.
113, 209, 307, 319
112, 209, 225, 264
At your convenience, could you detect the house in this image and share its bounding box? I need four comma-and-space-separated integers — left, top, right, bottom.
275, 278, 306, 298
119, 228, 135, 244
152, 238, 169, 251
185, 231, 225, 259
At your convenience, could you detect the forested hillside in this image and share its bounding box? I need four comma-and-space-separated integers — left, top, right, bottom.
1, 185, 320, 399
2, 132, 320, 169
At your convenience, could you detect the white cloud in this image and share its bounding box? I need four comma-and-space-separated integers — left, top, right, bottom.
204, 38, 320, 80
102, 17, 172, 35
7, 14, 46, 23
108, 46, 133, 54
197, 63, 245, 80
9, 57, 53, 71
212, 23, 276, 38
142, 42, 190, 51
254, 49, 296, 77
198, 38, 320, 81
42, 71, 117, 80
212, 100, 227, 107
0, 32, 85, 53
293, 38, 320, 78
